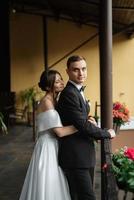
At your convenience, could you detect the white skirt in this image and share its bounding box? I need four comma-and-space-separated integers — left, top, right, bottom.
19, 132, 71, 200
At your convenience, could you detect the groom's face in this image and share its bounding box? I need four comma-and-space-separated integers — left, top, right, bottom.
66, 59, 87, 85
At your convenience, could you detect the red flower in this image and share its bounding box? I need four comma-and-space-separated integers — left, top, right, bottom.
102, 163, 108, 170
124, 148, 134, 160
113, 102, 122, 110
113, 102, 130, 126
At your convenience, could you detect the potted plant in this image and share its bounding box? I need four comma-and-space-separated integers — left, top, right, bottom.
20, 86, 44, 126
113, 102, 130, 134
20, 86, 37, 125
112, 146, 134, 199
0, 112, 8, 134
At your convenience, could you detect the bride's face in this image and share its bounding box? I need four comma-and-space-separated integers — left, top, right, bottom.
54, 73, 64, 93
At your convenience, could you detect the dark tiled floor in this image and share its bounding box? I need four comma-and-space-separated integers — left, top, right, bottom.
0, 125, 34, 200
0, 125, 133, 200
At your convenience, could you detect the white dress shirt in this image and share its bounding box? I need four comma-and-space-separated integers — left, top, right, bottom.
69, 80, 86, 102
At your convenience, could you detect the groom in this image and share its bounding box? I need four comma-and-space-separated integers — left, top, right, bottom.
57, 55, 115, 200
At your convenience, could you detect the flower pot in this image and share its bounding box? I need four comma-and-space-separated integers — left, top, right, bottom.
113, 123, 120, 134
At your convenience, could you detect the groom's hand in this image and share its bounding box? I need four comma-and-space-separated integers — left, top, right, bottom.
108, 129, 116, 138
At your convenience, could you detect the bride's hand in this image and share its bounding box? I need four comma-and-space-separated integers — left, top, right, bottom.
88, 116, 98, 127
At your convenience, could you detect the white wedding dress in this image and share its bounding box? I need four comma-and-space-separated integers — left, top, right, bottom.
19, 109, 71, 200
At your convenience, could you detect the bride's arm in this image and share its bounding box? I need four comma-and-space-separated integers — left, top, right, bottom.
37, 99, 77, 137
53, 126, 77, 137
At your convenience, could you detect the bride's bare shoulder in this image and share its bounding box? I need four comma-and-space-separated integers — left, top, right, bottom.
36, 96, 54, 114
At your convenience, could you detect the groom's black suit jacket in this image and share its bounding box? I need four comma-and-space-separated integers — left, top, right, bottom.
57, 81, 111, 169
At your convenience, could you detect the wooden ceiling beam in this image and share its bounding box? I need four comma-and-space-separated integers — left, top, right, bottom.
112, 6, 134, 11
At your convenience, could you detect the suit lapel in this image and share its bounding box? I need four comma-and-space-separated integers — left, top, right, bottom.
85, 100, 90, 114
67, 82, 88, 114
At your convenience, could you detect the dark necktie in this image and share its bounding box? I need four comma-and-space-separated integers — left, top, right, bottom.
79, 86, 86, 92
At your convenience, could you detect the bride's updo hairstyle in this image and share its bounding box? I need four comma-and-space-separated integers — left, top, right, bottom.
38, 70, 61, 92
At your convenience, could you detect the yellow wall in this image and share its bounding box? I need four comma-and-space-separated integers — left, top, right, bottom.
10, 13, 44, 91
113, 35, 134, 116
10, 13, 134, 116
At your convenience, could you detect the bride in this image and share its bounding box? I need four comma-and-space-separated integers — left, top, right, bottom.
19, 70, 77, 200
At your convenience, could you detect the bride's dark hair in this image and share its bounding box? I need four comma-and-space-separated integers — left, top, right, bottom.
38, 69, 62, 92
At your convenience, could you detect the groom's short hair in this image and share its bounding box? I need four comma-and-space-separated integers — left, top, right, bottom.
67, 55, 86, 68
